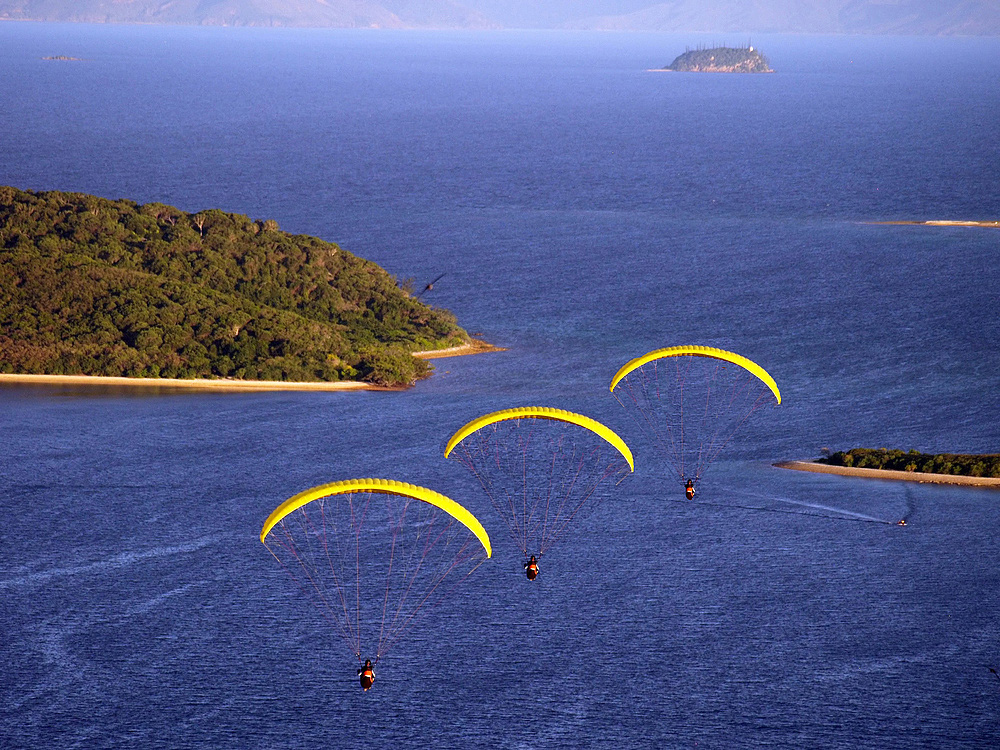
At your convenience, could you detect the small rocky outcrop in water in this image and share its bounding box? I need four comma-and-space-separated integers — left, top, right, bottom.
664, 46, 772, 73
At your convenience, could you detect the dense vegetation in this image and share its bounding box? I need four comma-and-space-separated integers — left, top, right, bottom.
0, 187, 470, 386
665, 46, 772, 73
820, 448, 1000, 478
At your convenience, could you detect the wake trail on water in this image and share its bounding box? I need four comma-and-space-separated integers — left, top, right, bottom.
675, 486, 896, 524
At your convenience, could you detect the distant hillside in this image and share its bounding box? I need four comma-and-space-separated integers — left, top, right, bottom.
567, 0, 1000, 35
2, 0, 998, 34
0, 0, 498, 29
0, 187, 470, 386
0, 0, 1000, 35
664, 46, 771, 73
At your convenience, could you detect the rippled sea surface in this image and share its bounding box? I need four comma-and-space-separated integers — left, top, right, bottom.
2, 24, 999, 749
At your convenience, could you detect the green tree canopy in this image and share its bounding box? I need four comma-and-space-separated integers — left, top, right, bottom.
0, 187, 469, 386
820, 448, 1000, 478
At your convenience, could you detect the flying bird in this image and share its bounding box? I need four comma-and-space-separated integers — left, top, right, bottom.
417, 273, 446, 298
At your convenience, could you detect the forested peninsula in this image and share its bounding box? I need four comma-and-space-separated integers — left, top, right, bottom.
662, 46, 772, 73
0, 187, 472, 387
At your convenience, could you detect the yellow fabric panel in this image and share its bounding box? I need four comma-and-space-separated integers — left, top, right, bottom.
443, 406, 635, 472
609, 345, 782, 404
260, 478, 492, 557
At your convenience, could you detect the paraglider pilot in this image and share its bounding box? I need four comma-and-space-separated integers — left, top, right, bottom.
358, 659, 376, 691
685, 479, 695, 500
523, 554, 539, 581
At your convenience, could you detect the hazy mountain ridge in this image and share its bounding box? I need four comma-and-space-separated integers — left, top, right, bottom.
567, 0, 1000, 35
0, 0, 498, 29
1, 0, 997, 34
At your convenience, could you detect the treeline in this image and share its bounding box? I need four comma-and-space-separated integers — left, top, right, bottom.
820, 448, 1000, 478
0, 187, 469, 386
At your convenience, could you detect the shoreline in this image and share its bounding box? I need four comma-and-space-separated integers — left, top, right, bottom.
867, 220, 1000, 228
0, 372, 377, 392
645, 69, 774, 74
0, 339, 504, 392
775, 460, 1000, 488
412, 339, 505, 360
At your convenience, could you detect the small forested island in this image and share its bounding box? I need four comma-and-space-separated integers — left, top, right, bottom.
0, 187, 475, 388
819, 448, 1000, 478
776, 448, 1000, 487
662, 46, 772, 73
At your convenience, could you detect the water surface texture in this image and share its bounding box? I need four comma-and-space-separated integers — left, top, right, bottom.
2, 25, 999, 748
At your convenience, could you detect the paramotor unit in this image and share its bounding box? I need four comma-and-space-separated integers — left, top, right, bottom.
260, 479, 491, 688
610, 346, 781, 488
444, 407, 634, 576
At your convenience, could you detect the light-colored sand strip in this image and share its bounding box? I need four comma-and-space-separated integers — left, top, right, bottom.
868, 220, 1000, 228
0, 340, 502, 391
0, 373, 374, 392
923, 220, 1000, 227
412, 340, 505, 360
775, 460, 1000, 488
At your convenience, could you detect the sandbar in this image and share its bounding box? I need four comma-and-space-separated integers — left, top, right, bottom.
775, 460, 1000, 488
412, 339, 505, 359
868, 220, 1000, 228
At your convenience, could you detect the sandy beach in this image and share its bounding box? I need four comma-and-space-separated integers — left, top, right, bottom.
0, 339, 503, 392
412, 339, 505, 359
775, 460, 1000, 488
868, 220, 1000, 228
0, 372, 377, 392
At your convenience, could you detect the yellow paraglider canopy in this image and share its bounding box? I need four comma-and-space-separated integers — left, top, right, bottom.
444, 406, 635, 472
610, 345, 781, 404
260, 478, 492, 558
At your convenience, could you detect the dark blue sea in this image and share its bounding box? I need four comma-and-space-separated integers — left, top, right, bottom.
2, 23, 1000, 749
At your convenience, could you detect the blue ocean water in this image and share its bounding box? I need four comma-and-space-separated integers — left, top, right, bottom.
2, 23, 1000, 748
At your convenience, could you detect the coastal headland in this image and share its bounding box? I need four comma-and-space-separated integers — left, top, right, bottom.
1, 187, 486, 389
775, 460, 1000, 488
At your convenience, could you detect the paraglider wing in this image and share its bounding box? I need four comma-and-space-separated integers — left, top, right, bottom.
444, 406, 634, 470
445, 407, 633, 562
261, 478, 491, 556
261, 479, 491, 666
610, 345, 781, 403
610, 346, 780, 484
